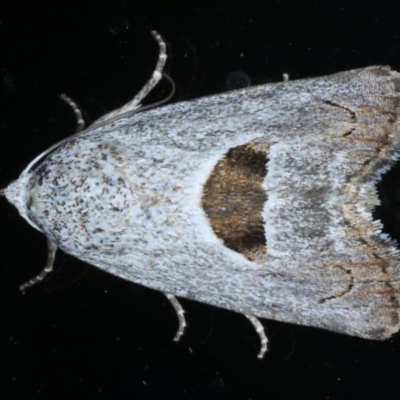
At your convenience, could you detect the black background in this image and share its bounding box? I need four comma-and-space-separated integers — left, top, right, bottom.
1, 1, 400, 399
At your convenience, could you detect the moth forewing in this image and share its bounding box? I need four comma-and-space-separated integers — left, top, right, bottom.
2, 31, 400, 357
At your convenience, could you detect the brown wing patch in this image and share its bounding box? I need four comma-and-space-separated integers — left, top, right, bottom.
201, 143, 268, 260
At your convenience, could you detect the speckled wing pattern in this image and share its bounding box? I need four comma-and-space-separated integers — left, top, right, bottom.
5, 65, 400, 348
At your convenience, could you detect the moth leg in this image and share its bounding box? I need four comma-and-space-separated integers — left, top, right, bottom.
244, 314, 268, 358
165, 293, 187, 342
19, 239, 58, 292
59, 93, 85, 133
124, 31, 167, 110
93, 30, 167, 126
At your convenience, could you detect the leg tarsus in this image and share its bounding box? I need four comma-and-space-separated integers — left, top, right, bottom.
19, 239, 58, 291
165, 293, 187, 342
244, 314, 268, 358
59, 93, 85, 133
92, 31, 168, 127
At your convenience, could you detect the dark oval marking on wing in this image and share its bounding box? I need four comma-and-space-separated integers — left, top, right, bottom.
201, 143, 268, 261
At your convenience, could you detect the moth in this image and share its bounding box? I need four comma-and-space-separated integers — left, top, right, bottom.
2, 31, 400, 358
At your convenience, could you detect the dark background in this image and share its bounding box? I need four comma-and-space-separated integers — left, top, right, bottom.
1, 1, 400, 399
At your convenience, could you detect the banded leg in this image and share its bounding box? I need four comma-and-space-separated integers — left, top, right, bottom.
59, 93, 85, 132
19, 239, 58, 291
245, 314, 268, 358
165, 293, 187, 342
93, 30, 168, 127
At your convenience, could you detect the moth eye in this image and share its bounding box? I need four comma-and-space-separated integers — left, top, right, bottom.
201, 142, 268, 261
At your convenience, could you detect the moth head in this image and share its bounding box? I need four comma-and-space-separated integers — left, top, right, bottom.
2, 170, 43, 233
1, 138, 64, 235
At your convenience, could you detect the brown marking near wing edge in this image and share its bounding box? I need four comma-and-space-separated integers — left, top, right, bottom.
201, 143, 268, 261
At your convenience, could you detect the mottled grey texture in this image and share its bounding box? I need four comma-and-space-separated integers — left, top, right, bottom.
5, 64, 400, 350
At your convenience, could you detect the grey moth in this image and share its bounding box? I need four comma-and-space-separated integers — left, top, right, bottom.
2, 31, 400, 358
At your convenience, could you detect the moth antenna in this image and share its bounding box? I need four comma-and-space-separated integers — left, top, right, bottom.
245, 314, 268, 358
59, 93, 85, 133
19, 239, 58, 291
91, 30, 168, 127
165, 293, 187, 342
